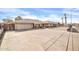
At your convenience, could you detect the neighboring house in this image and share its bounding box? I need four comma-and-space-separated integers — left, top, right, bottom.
42, 21, 59, 28
2, 22, 15, 31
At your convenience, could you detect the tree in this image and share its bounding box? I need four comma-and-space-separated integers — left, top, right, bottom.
2, 18, 13, 23
15, 16, 22, 20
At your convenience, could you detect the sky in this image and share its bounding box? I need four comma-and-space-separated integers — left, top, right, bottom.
0, 8, 79, 23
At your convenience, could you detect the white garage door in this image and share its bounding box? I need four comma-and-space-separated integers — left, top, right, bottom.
15, 23, 33, 30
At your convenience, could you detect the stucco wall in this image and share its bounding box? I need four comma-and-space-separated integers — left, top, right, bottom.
15, 23, 33, 30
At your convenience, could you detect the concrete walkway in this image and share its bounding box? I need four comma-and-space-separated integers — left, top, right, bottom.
0, 27, 79, 51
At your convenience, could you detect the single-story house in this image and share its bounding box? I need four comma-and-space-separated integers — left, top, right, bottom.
15, 19, 42, 30
42, 21, 59, 28
4, 23, 15, 31
0, 18, 60, 31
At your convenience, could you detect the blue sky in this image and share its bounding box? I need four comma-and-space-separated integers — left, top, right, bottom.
0, 8, 79, 23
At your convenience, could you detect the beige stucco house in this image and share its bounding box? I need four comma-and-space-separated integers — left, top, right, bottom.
15, 19, 59, 30
42, 21, 59, 28
0, 18, 60, 31
15, 19, 42, 30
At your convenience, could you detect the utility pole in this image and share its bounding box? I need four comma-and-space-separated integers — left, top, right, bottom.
64, 13, 67, 26
71, 9, 72, 25
61, 17, 64, 25
70, 9, 73, 32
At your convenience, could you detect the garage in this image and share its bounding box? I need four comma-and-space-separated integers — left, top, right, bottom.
15, 23, 34, 30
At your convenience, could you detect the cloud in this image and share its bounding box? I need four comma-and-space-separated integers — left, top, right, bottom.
0, 8, 31, 19
0, 8, 79, 23
0, 8, 30, 14
22, 15, 38, 19
21, 14, 61, 23
0, 8, 67, 23
63, 8, 79, 16
38, 14, 61, 22
62, 8, 79, 23
46, 14, 60, 21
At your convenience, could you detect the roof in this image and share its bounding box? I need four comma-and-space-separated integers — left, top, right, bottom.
42, 21, 59, 24
15, 19, 42, 24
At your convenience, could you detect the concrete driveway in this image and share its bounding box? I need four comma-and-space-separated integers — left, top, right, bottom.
0, 27, 79, 51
